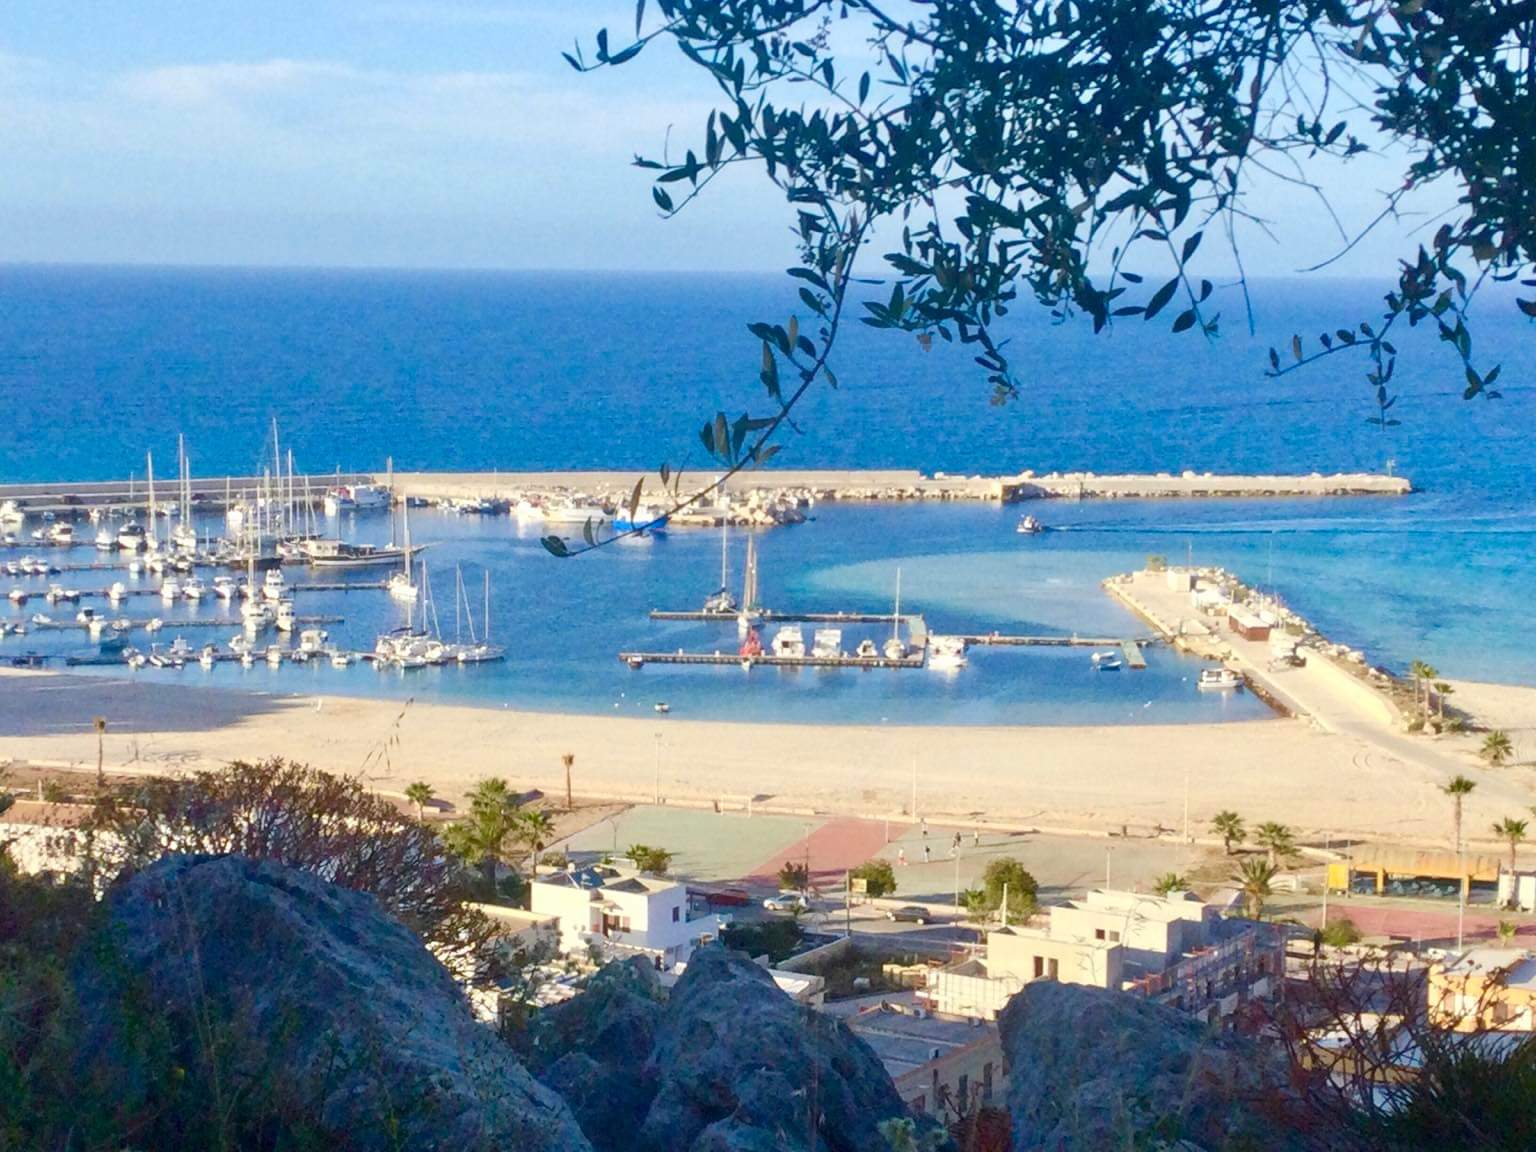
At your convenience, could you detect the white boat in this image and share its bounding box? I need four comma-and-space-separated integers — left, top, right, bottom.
883, 568, 908, 659
330, 651, 352, 668
323, 483, 391, 515
1093, 655, 1124, 672
228, 633, 253, 655
117, 523, 147, 551
46, 585, 81, 604
75, 606, 98, 624
514, 499, 544, 523
1016, 514, 1044, 535
1197, 667, 1243, 691
95, 528, 116, 551
213, 576, 237, 601
927, 635, 968, 671
771, 626, 805, 657
305, 540, 411, 569
613, 503, 669, 534
298, 628, 329, 654
275, 599, 296, 632
855, 638, 877, 659
240, 597, 273, 627
1091, 649, 1121, 664
47, 523, 74, 545
145, 617, 164, 633
239, 651, 255, 668
199, 646, 216, 669
266, 644, 284, 666
262, 568, 286, 602
0, 501, 23, 529
811, 628, 843, 659
541, 500, 609, 526
182, 576, 206, 601
386, 502, 418, 601
160, 577, 181, 602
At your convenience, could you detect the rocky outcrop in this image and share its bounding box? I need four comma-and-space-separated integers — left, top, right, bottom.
77, 854, 592, 1152
1000, 981, 1302, 1152
531, 947, 908, 1152
521, 956, 666, 1152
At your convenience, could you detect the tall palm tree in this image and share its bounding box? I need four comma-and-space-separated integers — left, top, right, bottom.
93, 716, 108, 792
1442, 775, 1477, 854
1153, 872, 1189, 896
441, 777, 524, 893
1483, 730, 1514, 767
1494, 817, 1527, 879
1433, 681, 1453, 722
404, 780, 434, 822
521, 809, 556, 876
1235, 858, 1277, 919
562, 753, 575, 809
1410, 659, 1437, 715
1254, 821, 1296, 867
1210, 811, 1245, 856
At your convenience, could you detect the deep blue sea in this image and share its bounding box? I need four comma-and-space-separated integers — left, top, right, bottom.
1, 265, 1531, 723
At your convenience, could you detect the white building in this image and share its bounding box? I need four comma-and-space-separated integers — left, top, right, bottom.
924, 889, 1283, 1024
528, 865, 723, 970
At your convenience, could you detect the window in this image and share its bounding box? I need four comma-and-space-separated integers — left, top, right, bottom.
1108, 930, 1121, 943
1032, 956, 1044, 979
672, 906, 680, 923
1048, 958, 1059, 981
1094, 928, 1106, 940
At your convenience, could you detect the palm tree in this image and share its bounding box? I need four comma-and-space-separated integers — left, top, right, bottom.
521, 809, 556, 876
1498, 920, 1519, 946
404, 780, 434, 821
562, 752, 575, 809
1483, 730, 1514, 767
1210, 811, 1245, 856
1442, 775, 1477, 853
1234, 858, 1277, 919
1254, 821, 1296, 867
93, 716, 107, 792
1433, 681, 1453, 722
1410, 659, 1437, 715
1494, 817, 1527, 879
440, 777, 524, 893
1153, 872, 1189, 896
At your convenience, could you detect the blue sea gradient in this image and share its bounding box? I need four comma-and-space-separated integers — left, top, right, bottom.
0, 266, 1530, 720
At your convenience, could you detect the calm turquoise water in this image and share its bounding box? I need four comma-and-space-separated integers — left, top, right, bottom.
0, 266, 1531, 721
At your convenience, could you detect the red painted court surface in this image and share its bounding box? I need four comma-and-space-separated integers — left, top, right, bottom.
748, 819, 907, 886
1301, 904, 1536, 946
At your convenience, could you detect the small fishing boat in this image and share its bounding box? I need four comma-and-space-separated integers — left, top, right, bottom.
275, 600, 296, 632
1091, 650, 1120, 664
199, 646, 216, 669
330, 651, 352, 668
108, 581, 127, 603
182, 576, 207, 601
0, 500, 23, 529
266, 644, 284, 666
541, 500, 610, 526
613, 504, 670, 534
771, 626, 806, 657
117, 523, 147, 551
94, 527, 116, 551
262, 568, 286, 602
47, 523, 74, 545
160, 577, 181, 602
812, 628, 843, 659
213, 575, 237, 601
654, 702, 670, 714
1093, 655, 1124, 672
298, 628, 329, 655
927, 635, 968, 671
1197, 667, 1243, 691
1016, 514, 1044, 535
855, 638, 878, 659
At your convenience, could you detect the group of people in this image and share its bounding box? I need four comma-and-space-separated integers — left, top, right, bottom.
895, 820, 980, 866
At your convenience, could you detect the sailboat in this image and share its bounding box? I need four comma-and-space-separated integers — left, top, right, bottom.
386, 501, 419, 602
455, 569, 506, 663
736, 533, 763, 637
171, 436, 198, 554
883, 568, 908, 660
703, 516, 738, 614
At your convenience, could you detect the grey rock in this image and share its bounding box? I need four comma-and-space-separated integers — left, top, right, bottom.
78, 854, 592, 1152
1000, 981, 1303, 1152
638, 946, 908, 1152
526, 957, 665, 1152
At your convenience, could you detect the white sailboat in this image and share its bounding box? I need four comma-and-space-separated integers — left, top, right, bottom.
883, 568, 908, 660
386, 501, 419, 603
456, 569, 506, 663
171, 435, 198, 553
736, 533, 763, 637
703, 516, 738, 614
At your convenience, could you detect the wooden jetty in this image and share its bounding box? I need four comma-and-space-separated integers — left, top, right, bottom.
958, 632, 1150, 669
651, 609, 908, 624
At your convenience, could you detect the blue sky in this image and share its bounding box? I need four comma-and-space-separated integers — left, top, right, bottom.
0, 2, 1448, 274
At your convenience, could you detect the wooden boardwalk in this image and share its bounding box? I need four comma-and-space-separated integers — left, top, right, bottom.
620, 651, 923, 670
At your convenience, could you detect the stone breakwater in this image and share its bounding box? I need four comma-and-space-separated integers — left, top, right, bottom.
387, 467, 1412, 508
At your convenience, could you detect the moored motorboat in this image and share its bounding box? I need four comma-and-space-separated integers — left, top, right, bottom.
1016, 514, 1044, 535
771, 625, 805, 657
926, 635, 968, 670
1197, 667, 1243, 691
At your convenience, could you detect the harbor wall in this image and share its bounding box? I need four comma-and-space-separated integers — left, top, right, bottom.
1, 467, 1411, 511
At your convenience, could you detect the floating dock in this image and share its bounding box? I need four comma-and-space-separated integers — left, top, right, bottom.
619, 651, 924, 670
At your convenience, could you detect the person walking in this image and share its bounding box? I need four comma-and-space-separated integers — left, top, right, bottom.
897, 848, 907, 867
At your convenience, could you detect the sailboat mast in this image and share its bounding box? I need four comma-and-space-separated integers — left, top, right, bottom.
484, 570, 491, 643
146, 451, 156, 549
719, 517, 729, 590
892, 568, 901, 640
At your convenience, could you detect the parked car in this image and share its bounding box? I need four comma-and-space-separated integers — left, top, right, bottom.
763, 892, 810, 913
886, 905, 931, 925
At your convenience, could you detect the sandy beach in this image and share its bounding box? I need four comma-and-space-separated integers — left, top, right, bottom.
4, 668, 1532, 852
